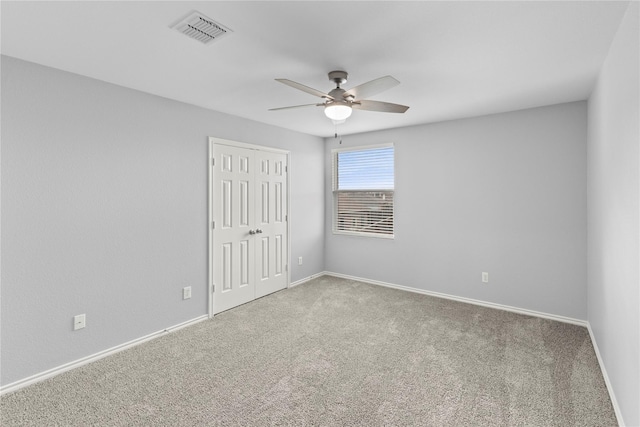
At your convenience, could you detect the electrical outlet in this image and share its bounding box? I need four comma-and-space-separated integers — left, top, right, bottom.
298, 257, 303, 266
73, 314, 86, 331
482, 272, 489, 283
183, 286, 192, 300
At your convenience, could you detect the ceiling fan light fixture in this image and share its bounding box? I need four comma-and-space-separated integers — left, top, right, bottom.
324, 103, 352, 121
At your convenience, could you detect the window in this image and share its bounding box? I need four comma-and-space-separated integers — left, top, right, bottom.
332, 144, 394, 238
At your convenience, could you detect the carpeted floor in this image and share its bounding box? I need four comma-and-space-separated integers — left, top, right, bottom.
1, 275, 617, 426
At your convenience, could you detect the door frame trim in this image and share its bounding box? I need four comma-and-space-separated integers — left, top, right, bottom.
208, 137, 291, 318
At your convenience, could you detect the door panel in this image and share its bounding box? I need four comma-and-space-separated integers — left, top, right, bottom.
255, 151, 288, 298
212, 143, 288, 313
213, 145, 256, 313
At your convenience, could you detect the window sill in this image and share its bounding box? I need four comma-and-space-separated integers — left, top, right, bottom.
332, 230, 395, 240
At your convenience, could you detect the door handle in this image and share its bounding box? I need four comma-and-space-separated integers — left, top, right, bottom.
256, 229, 263, 234
249, 229, 256, 235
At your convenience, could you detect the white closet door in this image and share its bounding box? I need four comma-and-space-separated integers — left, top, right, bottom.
212, 143, 288, 314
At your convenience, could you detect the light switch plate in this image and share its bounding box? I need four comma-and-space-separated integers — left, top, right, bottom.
74, 314, 86, 330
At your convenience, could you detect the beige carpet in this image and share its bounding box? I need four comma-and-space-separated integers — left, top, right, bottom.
1, 275, 617, 426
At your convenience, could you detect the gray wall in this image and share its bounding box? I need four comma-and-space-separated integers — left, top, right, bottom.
587, 2, 639, 426
0, 56, 325, 386
325, 102, 588, 320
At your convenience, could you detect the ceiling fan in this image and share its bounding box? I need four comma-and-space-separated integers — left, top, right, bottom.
269, 71, 409, 123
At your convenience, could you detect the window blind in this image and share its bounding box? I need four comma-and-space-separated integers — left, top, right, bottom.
333, 145, 394, 237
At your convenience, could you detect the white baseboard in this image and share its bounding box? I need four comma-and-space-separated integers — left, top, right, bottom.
324, 272, 588, 327
0, 315, 209, 396
289, 271, 329, 288
586, 323, 625, 426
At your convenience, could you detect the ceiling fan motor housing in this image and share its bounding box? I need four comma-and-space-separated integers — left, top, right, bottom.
328, 88, 349, 101
328, 71, 352, 103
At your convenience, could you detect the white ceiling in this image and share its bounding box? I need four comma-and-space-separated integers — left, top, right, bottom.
1, 1, 630, 137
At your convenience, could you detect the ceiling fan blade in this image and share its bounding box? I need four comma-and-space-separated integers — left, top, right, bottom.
268, 103, 322, 111
343, 75, 400, 100
353, 100, 409, 113
275, 79, 334, 100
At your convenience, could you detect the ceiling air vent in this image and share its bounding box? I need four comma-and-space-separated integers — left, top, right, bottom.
171, 11, 232, 45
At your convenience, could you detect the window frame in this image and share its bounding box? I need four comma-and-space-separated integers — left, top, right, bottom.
332, 143, 395, 239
